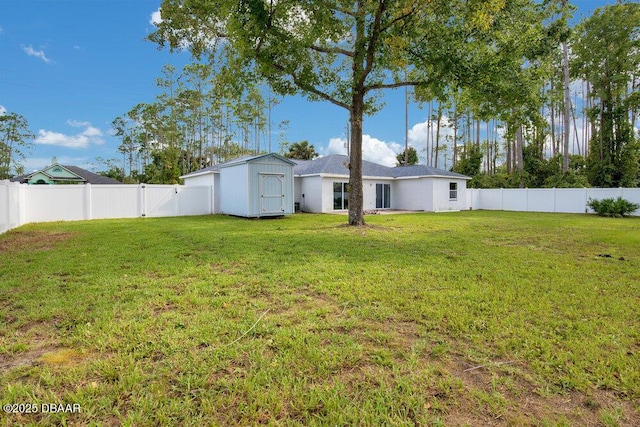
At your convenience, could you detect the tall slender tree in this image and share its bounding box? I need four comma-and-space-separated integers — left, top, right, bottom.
151, 0, 561, 225
573, 2, 640, 187
0, 112, 34, 179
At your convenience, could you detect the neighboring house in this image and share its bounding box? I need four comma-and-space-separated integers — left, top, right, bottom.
180, 153, 296, 218
182, 153, 471, 215
10, 164, 122, 185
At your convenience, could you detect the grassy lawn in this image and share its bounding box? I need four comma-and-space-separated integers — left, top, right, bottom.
1, 211, 639, 426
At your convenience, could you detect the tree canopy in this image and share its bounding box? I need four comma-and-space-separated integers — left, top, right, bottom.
573, 2, 639, 187
151, 0, 563, 225
0, 112, 34, 179
285, 140, 319, 160
396, 147, 418, 166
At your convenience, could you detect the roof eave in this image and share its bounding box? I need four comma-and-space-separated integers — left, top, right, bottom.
180, 170, 219, 179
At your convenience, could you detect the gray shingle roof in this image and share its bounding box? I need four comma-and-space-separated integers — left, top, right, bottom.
10, 165, 123, 184
391, 164, 470, 179
293, 155, 469, 179
63, 166, 124, 184
181, 154, 470, 180
293, 155, 392, 177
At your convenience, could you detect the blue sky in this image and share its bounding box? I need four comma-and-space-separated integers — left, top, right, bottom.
0, 0, 612, 174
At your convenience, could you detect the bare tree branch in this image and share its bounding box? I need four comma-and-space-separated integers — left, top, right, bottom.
309, 44, 354, 58
366, 81, 426, 92
360, 0, 387, 88
270, 62, 351, 111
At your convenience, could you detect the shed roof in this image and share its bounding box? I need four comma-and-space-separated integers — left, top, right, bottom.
219, 153, 296, 168
180, 153, 295, 179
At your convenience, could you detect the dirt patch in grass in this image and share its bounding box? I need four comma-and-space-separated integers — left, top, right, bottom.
210, 261, 249, 275
1, 344, 90, 374
444, 351, 640, 426
0, 230, 74, 252
0, 347, 54, 371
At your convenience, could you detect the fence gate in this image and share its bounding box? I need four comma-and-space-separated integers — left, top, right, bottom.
143, 185, 179, 217
260, 174, 285, 214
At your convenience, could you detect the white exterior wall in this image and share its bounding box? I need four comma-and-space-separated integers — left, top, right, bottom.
247, 159, 294, 216
213, 174, 221, 214
432, 178, 468, 211
220, 163, 249, 216
296, 176, 323, 213
303, 175, 470, 212
183, 173, 216, 187
393, 178, 433, 211
322, 176, 347, 213
362, 178, 394, 211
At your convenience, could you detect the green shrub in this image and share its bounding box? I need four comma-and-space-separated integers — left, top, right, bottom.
587, 197, 640, 217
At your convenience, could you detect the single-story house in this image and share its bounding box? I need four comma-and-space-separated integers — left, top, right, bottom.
182, 154, 470, 215
292, 155, 470, 213
180, 153, 296, 217
10, 163, 122, 185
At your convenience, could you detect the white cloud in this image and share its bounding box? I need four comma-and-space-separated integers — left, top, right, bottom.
325, 134, 402, 167
408, 116, 454, 150
67, 120, 91, 128
150, 9, 162, 26
0, 105, 7, 116
326, 137, 348, 155
35, 122, 105, 149
22, 156, 89, 172
22, 45, 51, 63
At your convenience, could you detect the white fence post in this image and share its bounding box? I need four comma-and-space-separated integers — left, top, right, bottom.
174, 185, 180, 216
584, 188, 588, 213
1, 181, 9, 234
138, 184, 145, 217
84, 183, 92, 220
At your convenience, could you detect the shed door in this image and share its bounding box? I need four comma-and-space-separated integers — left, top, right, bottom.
260, 174, 285, 214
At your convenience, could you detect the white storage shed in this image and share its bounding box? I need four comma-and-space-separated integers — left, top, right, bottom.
182, 153, 295, 217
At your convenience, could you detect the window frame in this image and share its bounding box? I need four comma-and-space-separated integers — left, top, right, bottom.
375, 183, 391, 209
333, 182, 349, 210
449, 182, 458, 200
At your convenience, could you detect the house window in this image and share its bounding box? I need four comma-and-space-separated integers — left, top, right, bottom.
376, 183, 391, 209
449, 182, 458, 200
333, 182, 349, 210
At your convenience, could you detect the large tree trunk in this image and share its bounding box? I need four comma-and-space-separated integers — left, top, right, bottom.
348, 91, 365, 226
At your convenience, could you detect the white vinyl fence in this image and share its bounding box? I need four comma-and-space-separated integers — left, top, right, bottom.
1, 181, 213, 234
2, 181, 639, 235
467, 187, 640, 216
